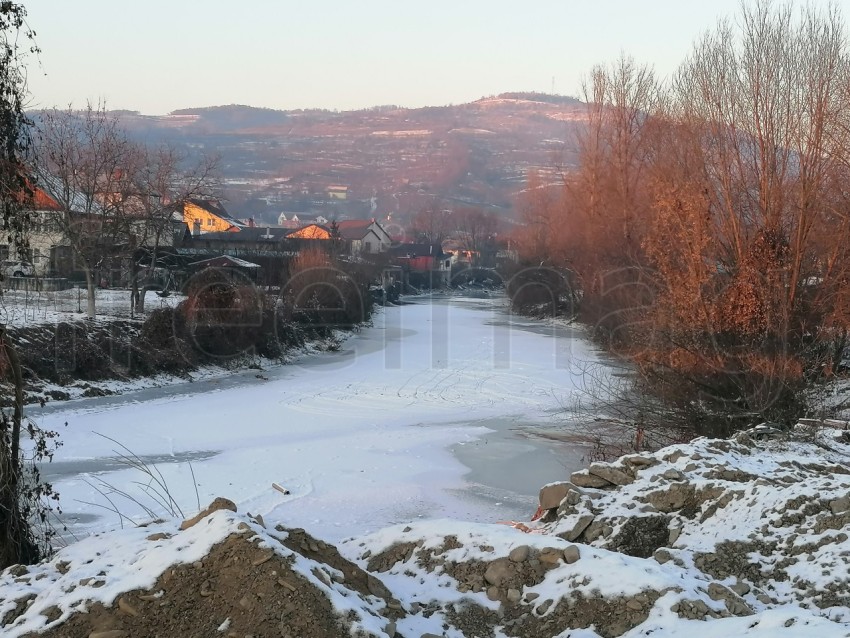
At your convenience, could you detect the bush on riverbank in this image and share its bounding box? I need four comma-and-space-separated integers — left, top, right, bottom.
4, 257, 376, 401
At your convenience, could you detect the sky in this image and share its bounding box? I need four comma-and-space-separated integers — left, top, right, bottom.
22, 0, 746, 115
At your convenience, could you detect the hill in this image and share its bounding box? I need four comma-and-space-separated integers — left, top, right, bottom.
111, 93, 587, 225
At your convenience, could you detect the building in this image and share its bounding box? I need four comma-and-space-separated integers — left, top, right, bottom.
336, 219, 393, 256
327, 185, 348, 200
286, 224, 332, 240
389, 243, 451, 287
181, 199, 245, 234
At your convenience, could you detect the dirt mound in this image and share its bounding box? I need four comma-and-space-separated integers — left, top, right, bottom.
28, 533, 359, 638
1, 504, 396, 638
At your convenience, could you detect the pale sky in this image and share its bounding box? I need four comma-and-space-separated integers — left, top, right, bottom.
23, 0, 747, 115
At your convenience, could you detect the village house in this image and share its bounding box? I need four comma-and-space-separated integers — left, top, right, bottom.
389, 243, 451, 288
336, 219, 393, 256
181, 199, 245, 234
286, 224, 332, 240
327, 185, 348, 200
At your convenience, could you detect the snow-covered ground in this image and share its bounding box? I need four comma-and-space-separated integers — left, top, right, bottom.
32, 294, 602, 544
0, 286, 182, 326
4, 294, 850, 638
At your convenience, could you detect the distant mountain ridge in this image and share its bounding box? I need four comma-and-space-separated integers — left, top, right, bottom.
36, 93, 589, 224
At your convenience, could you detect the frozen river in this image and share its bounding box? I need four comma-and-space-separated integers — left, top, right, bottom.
33, 294, 606, 544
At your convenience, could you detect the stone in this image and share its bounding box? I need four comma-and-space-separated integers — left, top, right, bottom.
563, 514, 595, 542
117, 597, 139, 617
509, 545, 530, 563
524, 592, 540, 602
385, 621, 397, 637
583, 520, 605, 542
730, 581, 751, 596
145, 533, 170, 542
367, 574, 391, 598
486, 586, 501, 601
662, 469, 685, 481
538, 548, 562, 566
506, 588, 522, 603
570, 470, 611, 489
484, 558, 512, 586
179, 497, 237, 531
89, 632, 129, 638
538, 482, 575, 510
668, 527, 682, 545
626, 598, 643, 611
421, 634, 444, 638
646, 483, 693, 512
624, 454, 657, 468
830, 496, 850, 515
562, 545, 581, 564
588, 462, 634, 486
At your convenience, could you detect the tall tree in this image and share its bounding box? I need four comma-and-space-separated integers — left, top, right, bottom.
127, 145, 220, 314
34, 103, 137, 318
0, 2, 44, 568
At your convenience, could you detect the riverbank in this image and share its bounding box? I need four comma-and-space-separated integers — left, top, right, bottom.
3, 425, 849, 638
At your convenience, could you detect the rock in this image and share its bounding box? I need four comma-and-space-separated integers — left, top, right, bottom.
179, 497, 237, 531
486, 586, 501, 601
538, 482, 575, 510
145, 533, 170, 542
524, 592, 540, 602
506, 588, 522, 603
583, 520, 605, 542
646, 483, 693, 512
421, 634, 444, 638
626, 598, 643, 611
117, 597, 139, 617
538, 548, 562, 566
562, 514, 595, 542
509, 545, 530, 563
562, 545, 581, 564
624, 454, 657, 468
385, 621, 397, 637
570, 470, 611, 489
484, 558, 512, 586
654, 549, 673, 564
830, 496, 850, 515
251, 551, 274, 566
367, 574, 391, 599
662, 469, 685, 481
589, 462, 634, 486
730, 581, 751, 596
89, 632, 129, 638
708, 582, 754, 616
668, 527, 682, 545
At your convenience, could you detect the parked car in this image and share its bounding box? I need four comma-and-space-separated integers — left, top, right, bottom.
3, 260, 34, 277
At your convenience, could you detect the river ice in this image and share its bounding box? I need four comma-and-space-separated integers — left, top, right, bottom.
32, 294, 604, 543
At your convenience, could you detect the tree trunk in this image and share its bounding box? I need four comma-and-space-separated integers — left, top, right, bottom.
130, 259, 140, 317
0, 328, 39, 568
83, 267, 97, 319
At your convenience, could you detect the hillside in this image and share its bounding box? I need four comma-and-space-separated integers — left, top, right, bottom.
112, 93, 587, 225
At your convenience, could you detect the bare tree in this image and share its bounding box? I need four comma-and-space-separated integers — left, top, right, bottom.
127, 145, 220, 314
34, 102, 137, 318
452, 207, 498, 264
410, 201, 451, 245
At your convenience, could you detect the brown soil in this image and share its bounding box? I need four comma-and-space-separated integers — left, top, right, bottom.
25, 531, 387, 638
